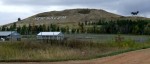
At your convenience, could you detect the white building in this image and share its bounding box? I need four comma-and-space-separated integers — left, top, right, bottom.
0, 31, 21, 41
37, 32, 64, 40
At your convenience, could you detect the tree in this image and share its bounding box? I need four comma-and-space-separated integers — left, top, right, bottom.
56, 26, 60, 31
50, 24, 57, 31
21, 25, 27, 35
60, 27, 66, 33
144, 24, 150, 35
78, 22, 84, 33
1, 26, 6, 31
42, 24, 46, 31
0, 27, 1, 31
18, 18, 21, 21
71, 28, 76, 34
65, 26, 70, 34
92, 25, 96, 33
12, 23, 17, 30
17, 26, 22, 34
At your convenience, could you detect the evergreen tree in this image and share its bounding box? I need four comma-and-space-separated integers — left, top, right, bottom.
144, 24, 150, 35
18, 18, 21, 21
1, 26, 6, 31
13, 23, 16, 29
78, 22, 84, 33
21, 25, 27, 35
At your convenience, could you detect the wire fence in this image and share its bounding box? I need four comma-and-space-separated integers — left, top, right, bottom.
0, 34, 150, 43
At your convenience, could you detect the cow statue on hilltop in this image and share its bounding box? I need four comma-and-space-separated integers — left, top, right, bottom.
131, 11, 139, 15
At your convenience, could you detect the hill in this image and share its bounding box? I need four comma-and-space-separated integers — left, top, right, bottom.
4, 8, 149, 27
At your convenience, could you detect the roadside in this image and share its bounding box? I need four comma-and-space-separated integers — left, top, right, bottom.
1, 48, 150, 64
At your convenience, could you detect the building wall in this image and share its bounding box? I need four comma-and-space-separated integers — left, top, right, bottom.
37, 35, 64, 40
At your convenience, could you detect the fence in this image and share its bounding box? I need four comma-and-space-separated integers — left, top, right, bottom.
0, 34, 150, 43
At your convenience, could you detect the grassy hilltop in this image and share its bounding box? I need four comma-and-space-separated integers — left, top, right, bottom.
4, 8, 149, 27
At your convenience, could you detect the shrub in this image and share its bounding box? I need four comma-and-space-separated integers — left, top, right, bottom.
78, 9, 91, 14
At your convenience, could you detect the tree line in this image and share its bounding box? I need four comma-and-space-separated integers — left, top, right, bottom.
80, 19, 150, 35
0, 19, 150, 35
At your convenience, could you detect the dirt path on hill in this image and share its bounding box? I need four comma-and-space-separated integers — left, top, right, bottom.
1, 48, 150, 64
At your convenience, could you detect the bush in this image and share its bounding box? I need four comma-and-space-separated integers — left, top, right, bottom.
78, 9, 91, 14
0, 38, 150, 61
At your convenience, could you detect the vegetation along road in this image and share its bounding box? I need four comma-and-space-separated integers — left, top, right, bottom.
1, 48, 150, 64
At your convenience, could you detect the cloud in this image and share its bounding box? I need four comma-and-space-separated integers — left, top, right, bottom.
0, 0, 150, 25
0, 12, 34, 25
0, 5, 32, 13
1, 0, 119, 6
112, 0, 150, 16
1, 0, 150, 15
1, 0, 149, 15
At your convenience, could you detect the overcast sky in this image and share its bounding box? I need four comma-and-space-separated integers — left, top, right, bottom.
0, 0, 150, 25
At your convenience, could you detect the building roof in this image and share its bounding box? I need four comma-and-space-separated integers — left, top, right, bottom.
37, 32, 62, 36
0, 31, 16, 36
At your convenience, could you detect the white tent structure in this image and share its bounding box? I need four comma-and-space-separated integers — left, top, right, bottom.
37, 32, 64, 40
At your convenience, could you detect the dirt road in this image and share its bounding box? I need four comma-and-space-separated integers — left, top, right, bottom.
1, 48, 150, 64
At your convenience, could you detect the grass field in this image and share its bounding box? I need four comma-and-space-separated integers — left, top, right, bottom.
0, 34, 150, 62
65, 34, 150, 43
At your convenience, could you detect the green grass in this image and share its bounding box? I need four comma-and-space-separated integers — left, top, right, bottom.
65, 34, 150, 43
0, 38, 150, 62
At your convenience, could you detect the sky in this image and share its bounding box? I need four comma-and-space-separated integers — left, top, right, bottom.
0, 0, 150, 25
